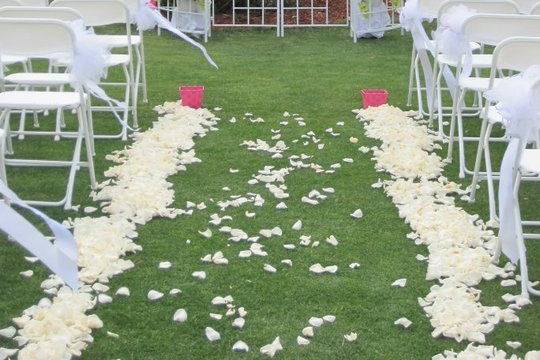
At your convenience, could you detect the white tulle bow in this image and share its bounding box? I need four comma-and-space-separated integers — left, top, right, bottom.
433, 5, 477, 79
133, 0, 218, 69
485, 66, 540, 139
486, 66, 540, 263
69, 20, 135, 131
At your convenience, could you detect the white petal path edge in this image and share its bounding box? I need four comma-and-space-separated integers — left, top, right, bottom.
354, 105, 538, 359
1, 102, 218, 359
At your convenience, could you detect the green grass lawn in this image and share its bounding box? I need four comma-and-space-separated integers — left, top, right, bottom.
0, 27, 538, 359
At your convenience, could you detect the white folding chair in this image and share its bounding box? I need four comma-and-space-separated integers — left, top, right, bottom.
446, 14, 540, 178
121, 0, 148, 106
50, 0, 135, 140
429, 0, 521, 137
405, 0, 442, 116
514, 144, 540, 298
0, 18, 96, 209
531, 1, 540, 12
0, 6, 85, 141
469, 37, 540, 223
0, 0, 30, 89
498, 71, 540, 297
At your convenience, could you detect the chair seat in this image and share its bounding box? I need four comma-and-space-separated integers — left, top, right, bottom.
459, 77, 501, 91
0, 55, 27, 65
437, 54, 493, 69
95, 34, 141, 48
54, 54, 130, 68
520, 149, 540, 174
0, 91, 81, 110
5, 72, 73, 86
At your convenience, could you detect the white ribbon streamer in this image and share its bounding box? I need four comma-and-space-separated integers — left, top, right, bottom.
0, 180, 79, 289
134, 0, 218, 69
485, 66, 540, 263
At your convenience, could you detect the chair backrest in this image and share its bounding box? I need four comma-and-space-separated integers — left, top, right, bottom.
0, 0, 22, 7
0, 6, 82, 21
437, 0, 521, 22
463, 14, 540, 46
492, 37, 540, 72
50, 0, 130, 27
0, 18, 75, 58
530, 1, 540, 13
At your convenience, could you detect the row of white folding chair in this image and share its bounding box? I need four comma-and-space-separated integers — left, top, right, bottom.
0, 0, 133, 140
52, 0, 135, 140
0, 1, 134, 141
406, 0, 489, 116
406, 0, 482, 116
405, 0, 540, 117
428, 0, 521, 138
0, 17, 96, 209
56, 0, 148, 126
0, 6, 89, 142
466, 35, 540, 223
0, 0, 148, 139
445, 14, 540, 180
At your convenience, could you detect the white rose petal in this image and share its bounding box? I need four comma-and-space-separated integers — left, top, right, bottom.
205, 327, 221, 342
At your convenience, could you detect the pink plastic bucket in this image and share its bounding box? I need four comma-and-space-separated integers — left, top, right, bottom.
180, 86, 205, 109
361, 89, 388, 109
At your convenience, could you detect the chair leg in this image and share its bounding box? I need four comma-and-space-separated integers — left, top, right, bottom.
469, 117, 489, 202
456, 89, 467, 178
407, 47, 416, 107
1, 110, 13, 155
54, 107, 63, 141
428, 58, 439, 128
483, 123, 498, 222
447, 87, 461, 161
414, 54, 424, 116
86, 96, 95, 156
17, 109, 27, 141
139, 40, 148, 104
121, 64, 131, 141
133, 47, 142, 128
64, 124, 83, 210
0, 128, 6, 184
79, 106, 96, 189
436, 67, 444, 138
512, 175, 531, 298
